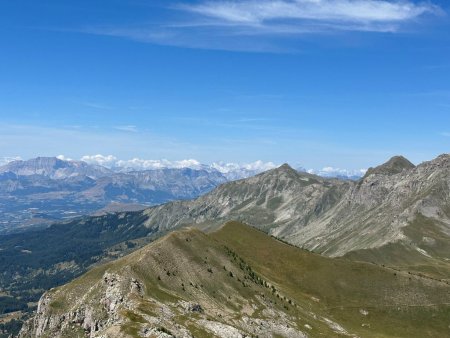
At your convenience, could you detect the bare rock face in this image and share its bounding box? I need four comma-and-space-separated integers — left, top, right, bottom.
138, 154, 450, 259
283, 154, 450, 256
19, 270, 145, 338
143, 163, 352, 236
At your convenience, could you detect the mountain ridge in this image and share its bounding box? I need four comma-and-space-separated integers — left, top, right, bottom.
0, 157, 112, 179
0, 156, 363, 233
18, 221, 450, 338
363, 155, 415, 178
2, 153, 450, 336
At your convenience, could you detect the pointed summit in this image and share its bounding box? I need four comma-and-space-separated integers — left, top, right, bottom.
364, 155, 415, 178
269, 163, 299, 177
254, 163, 294, 176
278, 163, 294, 171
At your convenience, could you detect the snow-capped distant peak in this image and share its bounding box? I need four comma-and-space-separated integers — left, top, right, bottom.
79, 154, 278, 179
1, 154, 367, 181
211, 161, 278, 180
116, 158, 206, 171
80, 155, 206, 172
80, 154, 118, 167
306, 167, 367, 180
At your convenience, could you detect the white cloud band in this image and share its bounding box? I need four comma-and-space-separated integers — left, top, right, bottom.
183, 0, 439, 24
179, 0, 440, 33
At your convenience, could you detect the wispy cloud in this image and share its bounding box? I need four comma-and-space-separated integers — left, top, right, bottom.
80, 0, 442, 52
180, 0, 440, 31
114, 125, 138, 133
80, 101, 113, 110
441, 132, 450, 137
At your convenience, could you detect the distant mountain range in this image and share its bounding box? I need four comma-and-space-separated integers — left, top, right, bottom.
0, 157, 112, 179
0, 157, 226, 233
0, 157, 364, 233
3, 155, 448, 262
1, 153, 449, 337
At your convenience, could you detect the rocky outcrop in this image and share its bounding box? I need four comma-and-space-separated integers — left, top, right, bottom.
19, 271, 145, 338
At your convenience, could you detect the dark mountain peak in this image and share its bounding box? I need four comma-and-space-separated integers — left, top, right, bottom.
275, 163, 296, 174
242, 162, 328, 188
258, 163, 302, 180
255, 162, 329, 183
247, 163, 294, 179
364, 155, 415, 178
383, 155, 415, 169
279, 162, 292, 169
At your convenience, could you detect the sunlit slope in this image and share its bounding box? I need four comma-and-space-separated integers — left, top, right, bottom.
212, 222, 450, 338
20, 222, 450, 338
344, 214, 450, 281
20, 226, 320, 337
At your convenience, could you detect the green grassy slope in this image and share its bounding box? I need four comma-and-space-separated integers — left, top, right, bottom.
212, 222, 450, 338
23, 221, 450, 338
344, 214, 450, 282
36, 226, 329, 337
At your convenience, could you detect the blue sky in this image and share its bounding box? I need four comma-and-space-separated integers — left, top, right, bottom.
1, 0, 450, 170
